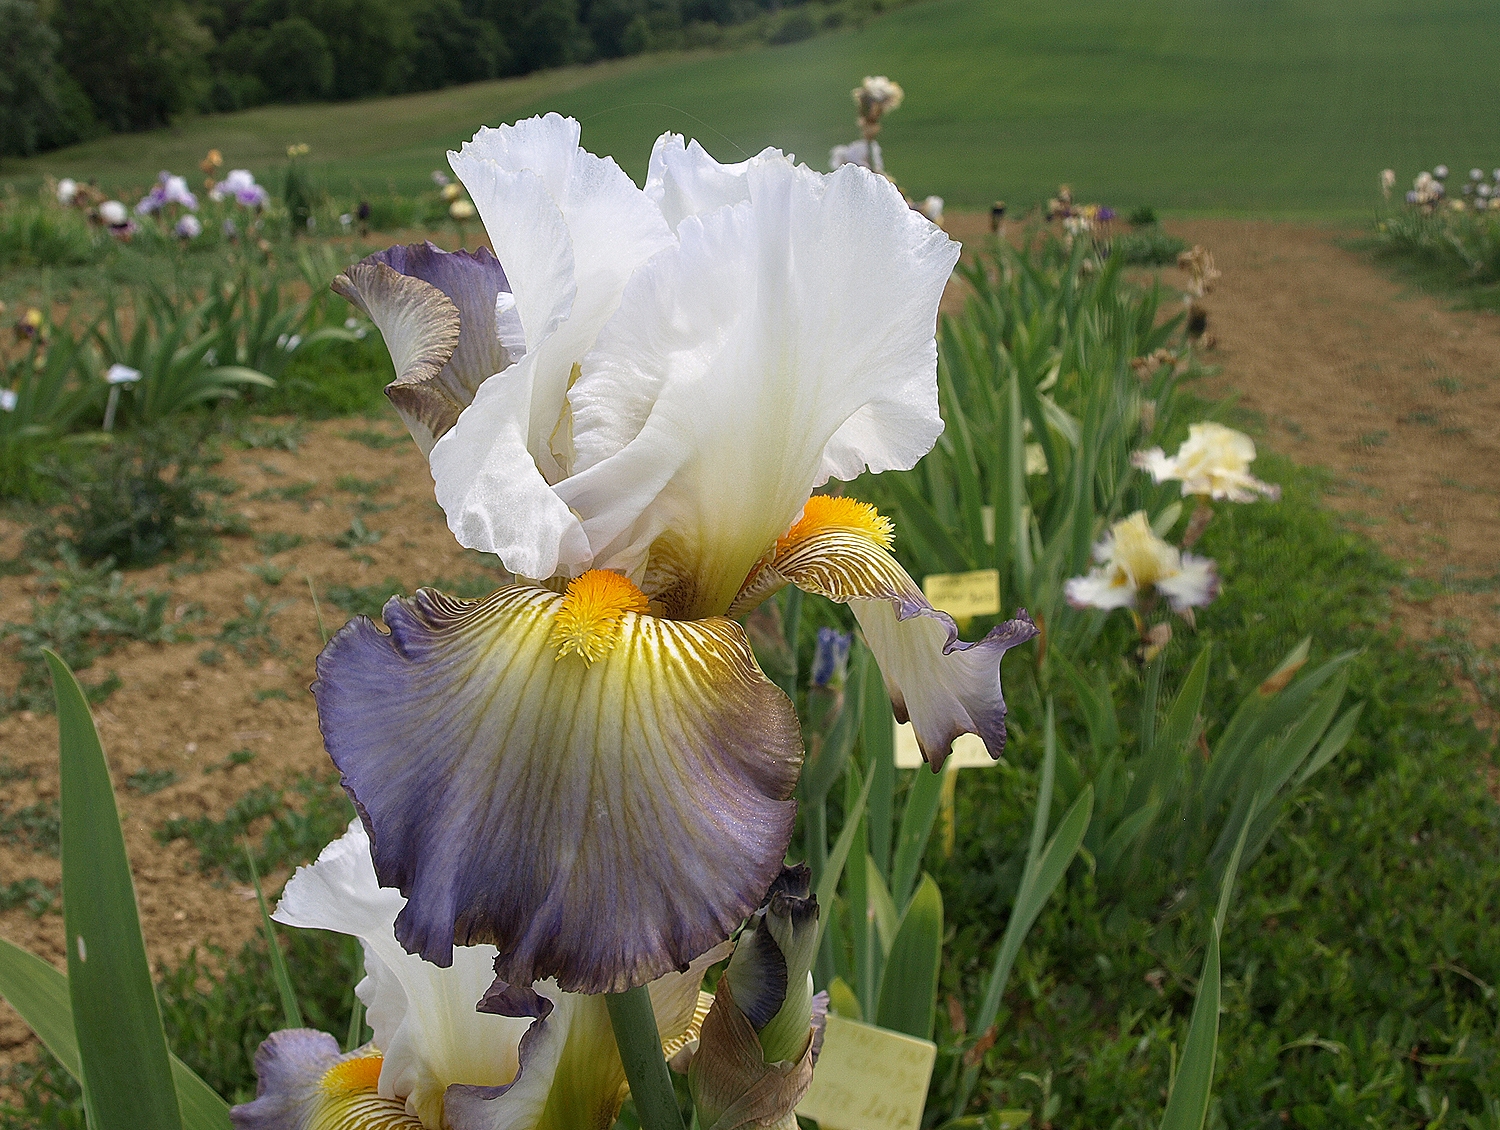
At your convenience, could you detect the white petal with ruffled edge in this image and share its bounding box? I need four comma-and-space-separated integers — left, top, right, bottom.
274, 822, 529, 1126
558, 157, 959, 618
1156, 553, 1219, 611
438, 114, 674, 575
645, 134, 771, 231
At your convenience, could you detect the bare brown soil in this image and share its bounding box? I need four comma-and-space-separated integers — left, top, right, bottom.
3, 215, 1499, 1073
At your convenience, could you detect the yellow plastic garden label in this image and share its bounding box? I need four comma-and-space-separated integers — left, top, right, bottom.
921, 568, 1000, 619
797, 1014, 937, 1130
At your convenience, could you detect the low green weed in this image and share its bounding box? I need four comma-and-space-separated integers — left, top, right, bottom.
0, 877, 59, 916
31, 426, 239, 568
0, 547, 186, 712
324, 577, 404, 620
226, 418, 306, 452
249, 480, 318, 506
125, 767, 178, 794
0, 800, 59, 855
1111, 227, 1188, 265
0, 757, 32, 782
253, 532, 304, 556
155, 772, 355, 882
342, 428, 406, 449
0, 204, 102, 269
333, 516, 382, 550
215, 595, 290, 663
244, 562, 286, 586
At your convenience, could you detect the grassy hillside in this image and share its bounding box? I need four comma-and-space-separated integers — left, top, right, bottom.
7, 0, 1500, 217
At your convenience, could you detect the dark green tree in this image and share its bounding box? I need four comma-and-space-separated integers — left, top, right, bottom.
407, 0, 510, 89
255, 16, 334, 101
51, 0, 210, 132
0, 0, 94, 155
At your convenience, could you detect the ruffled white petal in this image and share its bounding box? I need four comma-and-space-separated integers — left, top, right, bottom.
645, 134, 772, 231
439, 114, 674, 572
559, 157, 959, 617
1063, 569, 1139, 610
1156, 552, 1219, 611
275, 822, 529, 1126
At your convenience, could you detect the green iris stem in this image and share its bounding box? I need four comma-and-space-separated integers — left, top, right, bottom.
606, 985, 687, 1130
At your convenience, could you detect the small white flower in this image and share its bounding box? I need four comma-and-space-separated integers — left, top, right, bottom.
174, 214, 202, 239
204, 349, 217, 366
345, 316, 359, 330
1471, 168, 1485, 181
0, 389, 18, 412
340, 213, 353, 229
99, 200, 128, 227
1065, 511, 1218, 614
56, 178, 77, 205
1133, 422, 1279, 502
105, 363, 142, 385
1434, 164, 1449, 179
284, 334, 302, 352
918, 195, 944, 223
275, 333, 289, 349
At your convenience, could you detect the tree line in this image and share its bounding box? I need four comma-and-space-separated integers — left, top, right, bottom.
1, 0, 792, 157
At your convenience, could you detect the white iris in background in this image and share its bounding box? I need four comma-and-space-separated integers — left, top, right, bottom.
1132, 422, 1280, 502
1064, 511, 1218, 614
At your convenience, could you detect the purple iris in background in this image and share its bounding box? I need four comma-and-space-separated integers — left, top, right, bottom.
211, 169, 271, 208
136, 171, 198, 215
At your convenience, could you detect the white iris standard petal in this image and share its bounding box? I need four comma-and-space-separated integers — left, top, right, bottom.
559, 156, 960, 617
644, 134, 763, 231
438, 113, 675, 578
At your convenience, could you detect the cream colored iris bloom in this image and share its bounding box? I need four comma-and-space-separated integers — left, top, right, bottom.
230, 823, 721, 1130
1064, 511, 1217, 613
1133, 422, 1280, 503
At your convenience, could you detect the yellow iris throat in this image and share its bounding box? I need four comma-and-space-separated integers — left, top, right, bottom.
321, 1054, 383, 1096
312, 1053, 419, 1130
778, 496, 895, 555
551, 569, 652, 664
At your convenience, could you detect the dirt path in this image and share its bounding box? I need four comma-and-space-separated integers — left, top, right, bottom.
1169, 220, 1500, 671
945, 213, 1500, 684
3, 217, 1499, 1074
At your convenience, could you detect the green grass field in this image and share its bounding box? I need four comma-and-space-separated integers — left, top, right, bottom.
6, 0, 1500, 217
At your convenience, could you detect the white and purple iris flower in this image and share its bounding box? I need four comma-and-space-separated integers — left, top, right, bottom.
314, 113, 1036, 1007
211, 168, 272, 208
136, 171, 198, 215
231, 821, 724, 1130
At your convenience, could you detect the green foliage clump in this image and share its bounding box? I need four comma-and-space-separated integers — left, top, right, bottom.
1371, 206, 1500, 311
31, 427, 237, 568
0, 799, 59, 854
1110, 226, 1187, 266
0, 546, 186, 712
0, 202, 102, 268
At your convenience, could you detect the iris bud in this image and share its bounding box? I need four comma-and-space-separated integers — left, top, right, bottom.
689, 866, 827, 1129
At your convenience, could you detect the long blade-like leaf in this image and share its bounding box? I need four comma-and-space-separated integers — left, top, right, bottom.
0, 937, 232, 1130
875, 874, 943, 1041
245, 843, 303, 1029
891, 762, 949, 912
814, 766, 876, 954
46, 649, 185, 1130
1159, 815, 1249, 1130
